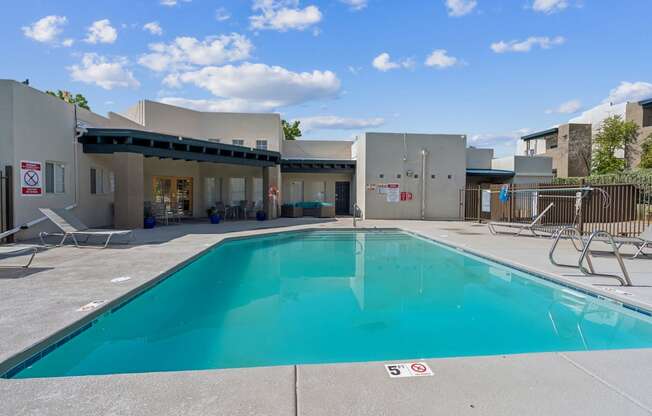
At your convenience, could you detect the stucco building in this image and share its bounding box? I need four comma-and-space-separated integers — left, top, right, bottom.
0, 79, 552, 240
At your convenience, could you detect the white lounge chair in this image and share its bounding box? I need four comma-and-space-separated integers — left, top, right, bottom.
488, 203, 554, 237
597, 224, 652, 259
38, 208, 135, 248
0, 245, 39, 268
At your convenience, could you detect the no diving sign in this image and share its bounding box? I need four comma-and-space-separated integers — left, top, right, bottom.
385, 362, 433, 378
20, 160, 43, 196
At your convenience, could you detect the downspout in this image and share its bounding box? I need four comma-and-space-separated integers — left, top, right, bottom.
420, 148, 428, 220
73, 105, 79, 207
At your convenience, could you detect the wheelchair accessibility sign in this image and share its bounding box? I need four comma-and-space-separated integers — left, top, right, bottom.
385, 362, 433, 378
20, 160, 43, 196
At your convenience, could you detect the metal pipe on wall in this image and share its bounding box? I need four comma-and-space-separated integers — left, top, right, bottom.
420, 148, 428, 220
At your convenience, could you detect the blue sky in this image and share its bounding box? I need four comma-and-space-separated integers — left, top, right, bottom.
3, 0, 652, 156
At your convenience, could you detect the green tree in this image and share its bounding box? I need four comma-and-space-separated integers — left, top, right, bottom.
46, 90, 90, 110
639, 134, 652, 169
282, 120, 302, 140
591, 115, 639, 174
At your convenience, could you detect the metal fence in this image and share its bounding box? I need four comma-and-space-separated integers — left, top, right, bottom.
460, 179, 652, 237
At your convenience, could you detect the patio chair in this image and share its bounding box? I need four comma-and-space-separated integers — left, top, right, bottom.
488, 203, 554, 237
215, 202, 226, 219
0, 245, 39, 269
38, 208, 135, 249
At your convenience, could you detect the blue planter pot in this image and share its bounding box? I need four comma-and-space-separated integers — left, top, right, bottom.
144, 217, 156, 229
256, 211, 267, 221
209, 214, 221, 224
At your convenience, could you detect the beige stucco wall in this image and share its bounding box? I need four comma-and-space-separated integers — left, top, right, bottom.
121, 100, 283, 151
492, 155, 553, 185
626, 102, 652, 168
466, 148, 494, 169
358, 132, 466, 220
0, 80, 115, 240
281, 140, 353, 160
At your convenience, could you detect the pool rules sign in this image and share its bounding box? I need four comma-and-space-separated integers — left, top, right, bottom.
20, 160, 43, 196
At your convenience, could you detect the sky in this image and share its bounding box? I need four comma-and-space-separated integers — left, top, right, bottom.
2, 0, 652, 156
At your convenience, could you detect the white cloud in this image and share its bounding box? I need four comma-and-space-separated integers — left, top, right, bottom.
348, 66, 362, 75
340, 0, 368, 11
22, 15, 67, 44
604, 81, 652, 104
372, 53, 414, 72
68, 53, 140, 90
445, 0, 477, 17
160, 0, 191, 6
62, 38, 74, 47
546, 99, 582, 114
250, 0, 322, 32
215, 7, 231, 21
143, 22, 163, 36
532, 0, 568, 14
424, 49, 459, 69
167, 62, 341, 111
139, 34, 253, 72
300, 115, 385, 132
490, 36, 565, 53
85, 19, 118, 44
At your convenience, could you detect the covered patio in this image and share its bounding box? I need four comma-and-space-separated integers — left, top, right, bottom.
80, 128, 283, 228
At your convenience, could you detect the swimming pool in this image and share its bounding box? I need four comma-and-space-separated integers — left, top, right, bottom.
7, 230, 652, 378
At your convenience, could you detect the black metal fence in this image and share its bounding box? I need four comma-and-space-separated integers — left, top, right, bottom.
460, 179, 652, 237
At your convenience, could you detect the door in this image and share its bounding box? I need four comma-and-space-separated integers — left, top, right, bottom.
335, 181, 351, 215
153, 176, 193, 217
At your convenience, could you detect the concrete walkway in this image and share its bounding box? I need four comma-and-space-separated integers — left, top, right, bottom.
1, 218, 651, 415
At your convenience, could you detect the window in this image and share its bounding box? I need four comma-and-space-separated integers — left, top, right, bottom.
45, 162, 65, 194
256, 139, 268, 150
229, 177, 246, 204
253, 178, 263, 206
204, 177, 223, 207
232, 139, 245, 146
90, 168, 106, 194
289, 181, 304, 203
90, 168, 97, 194
311, 181, 326, 202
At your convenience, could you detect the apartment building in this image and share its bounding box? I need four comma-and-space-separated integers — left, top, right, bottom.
0, 79, 552, 240
625, 99, 652, 167
520, 123, 592, 177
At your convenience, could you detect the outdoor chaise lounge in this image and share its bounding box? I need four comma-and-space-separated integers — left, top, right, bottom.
38, 208, 135, 248
0, 245, 39, 268
594, 224, 652, 258
488, 203, 554, 236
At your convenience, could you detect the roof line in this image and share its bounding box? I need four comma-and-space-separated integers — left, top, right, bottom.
521, 127, 558, 141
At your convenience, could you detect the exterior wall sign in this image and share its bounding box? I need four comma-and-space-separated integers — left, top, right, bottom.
20, 160, 43, 196
386, 183, 400, 203
400, 192, 413, 201
482, 190, 491, 212
385, 362, 434, 378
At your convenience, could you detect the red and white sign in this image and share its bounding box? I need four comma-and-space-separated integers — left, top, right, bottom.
20, 160, 43, 196
385, 362, 434, 378
400, 192, 413, 201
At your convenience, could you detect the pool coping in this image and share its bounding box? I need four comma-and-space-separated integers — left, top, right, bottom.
1, 225, 651, 379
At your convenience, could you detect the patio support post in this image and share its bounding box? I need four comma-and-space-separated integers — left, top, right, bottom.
113, 152, 144, 229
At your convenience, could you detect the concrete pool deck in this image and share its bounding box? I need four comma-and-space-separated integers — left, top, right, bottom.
1, 218, 652, 415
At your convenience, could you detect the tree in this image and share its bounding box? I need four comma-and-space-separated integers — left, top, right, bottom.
639, 134, 652, 169
591, 115, 639, 174
282, 120, 302, 140
46, 90, 90, 110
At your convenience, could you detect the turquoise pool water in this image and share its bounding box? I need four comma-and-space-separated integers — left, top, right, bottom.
10, 230, 652, 378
